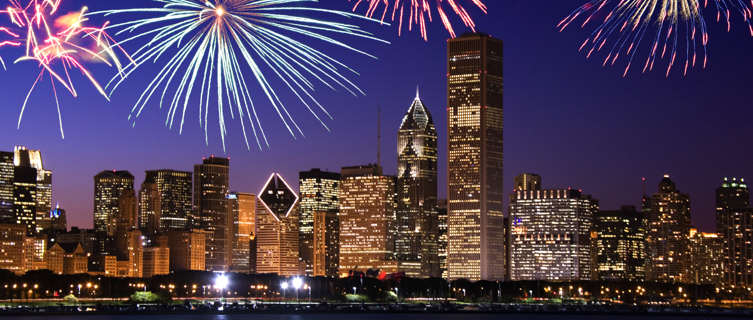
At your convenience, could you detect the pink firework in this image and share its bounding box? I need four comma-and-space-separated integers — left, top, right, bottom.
351, 0, 488, 40
0, 0, 129, 138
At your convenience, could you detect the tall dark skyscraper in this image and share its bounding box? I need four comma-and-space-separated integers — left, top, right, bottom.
13, 147, 52, 234
256, 173, 300, 276
94, 170, 135, 236
194, 156, 231, 272
299, 169, 340, 276
715, 177, 753, 287
645, 175, 692, 283
0, 151, 13, 223
396, 89, 439, 278
592, 206, 647, 281
13, 163, 37, 235
446, 33, 505, 281
140, 170, 192, 231
228, 192, 256, 274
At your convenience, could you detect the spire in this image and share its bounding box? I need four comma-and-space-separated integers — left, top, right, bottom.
415, 85, 420, 100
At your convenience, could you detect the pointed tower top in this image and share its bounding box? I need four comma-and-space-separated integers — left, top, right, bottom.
415, 85, 421, 100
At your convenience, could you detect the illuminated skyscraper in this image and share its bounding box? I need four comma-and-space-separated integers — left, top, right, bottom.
138, 182, 161, 235
446, 33, 505, 281
437, 199, 448, 279
13, 147, 52, 234
299, 169, 340, 276
592, 206, 647, 281
94, 170, 135, 236
509, 176, 597, 281
715, 177, 753, 287
255, 173, 300, 276
645, 175, 692, 283
193, 156, 230, 272
312, 210, 339, 277
12, 151, 37, 235
396, 89, 439, 278
0, 152, 13, 223
688, 228, 724, 285
138, 170, 192, 231
228, 192, 256, 273
338, 165, 398, 276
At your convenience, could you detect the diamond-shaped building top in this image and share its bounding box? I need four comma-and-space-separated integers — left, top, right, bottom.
259, 173, 299, 219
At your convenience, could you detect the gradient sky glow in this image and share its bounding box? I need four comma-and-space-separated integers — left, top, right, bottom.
1, 1, 752, 231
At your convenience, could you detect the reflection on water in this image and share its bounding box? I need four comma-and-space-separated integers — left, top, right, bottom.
2, 314, 736, 320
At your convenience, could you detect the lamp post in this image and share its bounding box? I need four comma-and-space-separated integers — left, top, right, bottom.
281, 281, 289, 304
292, 277, 303, 303
214, 273, 229, 309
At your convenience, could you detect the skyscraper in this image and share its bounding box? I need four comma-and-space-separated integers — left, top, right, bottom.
312, 210, 339, 277
13, 151, 37, 235
14, 147, 52, 234
228, 192, 255, 273
592, 206, 647, 281
509, 174, 597, 281
715, 177, 753, 287
138, 182, 161, 235
396, 89, 439, 278
0, 152, 13, 223
299, 169, 340, 276
645, 175, 692, 283
255, 173, 300, 276
688, 228, 724, 285
446, 33, 505, 281
193, 156, 230, 271
437, 199, 448, 279
94, 170, 135, 236
338, 165, 398, 276
139, 170, 192, 231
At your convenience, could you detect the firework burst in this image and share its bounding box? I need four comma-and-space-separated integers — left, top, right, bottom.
350, 0, 488, 41
558, 0, 753, 77
97, 0, 387, 150
0, 0, 128, 138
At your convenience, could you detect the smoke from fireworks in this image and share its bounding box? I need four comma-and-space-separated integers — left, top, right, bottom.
350, 0, 488, 40
97, 0, 386, 151
558, 0, 753, 77
0, 0, 128, 138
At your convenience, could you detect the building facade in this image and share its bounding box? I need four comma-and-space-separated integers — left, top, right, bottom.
13, 164, 37, 235
312, 210, 339, 277
299, 169, 340, 276
396, 89, 439, 278
446, 33, 505, 281
193, 156, 230, 272
0, 152, 13, 223
509, 178, 598, 281
0, 224, 26, 274
688, 229, 724, 285
437, 199, 448, 279
94, 170, 135, 236
255, 173, 300, 276
715, 177, 753, 287
167, 230, 207, 272
592, 206, 647, 281
645, 175, 692, 283
14, 147, 52, 234
228, 192, 256, 273
141, 170, 192, 231
338, 165, 398, 276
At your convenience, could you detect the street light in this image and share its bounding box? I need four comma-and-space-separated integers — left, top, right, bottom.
214, 273, 229, 306
292, 277, 303, 302
281, 281, 289, 303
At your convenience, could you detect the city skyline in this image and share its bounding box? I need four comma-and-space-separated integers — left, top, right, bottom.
1, 1, 752, 234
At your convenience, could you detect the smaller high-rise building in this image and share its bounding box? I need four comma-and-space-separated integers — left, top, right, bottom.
13, 165, 37, 235
715, 177, 753, 287
49, 205, 67, 232
228, 192, 256, 273
14, 147, 52, 234
94, 170, 135, 236
0, 224, 27, 274
167, 229, 208, 272
437, 199, 448, 279
338, 165, 398, 276
24, 236, 47, 271
143, 235, 170, 277
299, 169, 340, 276
509, 174, 598, 281
688, 228, 724, 285
645, 175, 692, 283
592, 206, 647, 281
141, 170, 192, 231
255, 173, 300, 276
0, 152, 13, 223
312, 210, 339, 277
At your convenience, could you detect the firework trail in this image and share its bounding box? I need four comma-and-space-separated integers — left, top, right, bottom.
558, 0, 753, 77
0, 0, 129, 138
350, 0, 488, 40
97, 0, 387, 150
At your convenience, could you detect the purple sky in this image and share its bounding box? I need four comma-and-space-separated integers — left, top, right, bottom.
1, 1, 752, 231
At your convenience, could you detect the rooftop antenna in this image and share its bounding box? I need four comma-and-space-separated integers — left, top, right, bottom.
377, 105, 381, 169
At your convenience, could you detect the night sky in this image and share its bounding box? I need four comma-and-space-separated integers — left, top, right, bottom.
1, 1, 752, 231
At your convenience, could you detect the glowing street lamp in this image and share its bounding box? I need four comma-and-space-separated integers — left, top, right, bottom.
292, 277, 303, 302
281, 281, 289, 303
214, 273, 230, 304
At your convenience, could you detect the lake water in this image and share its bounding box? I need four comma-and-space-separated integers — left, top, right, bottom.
3, 314, 741, 320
